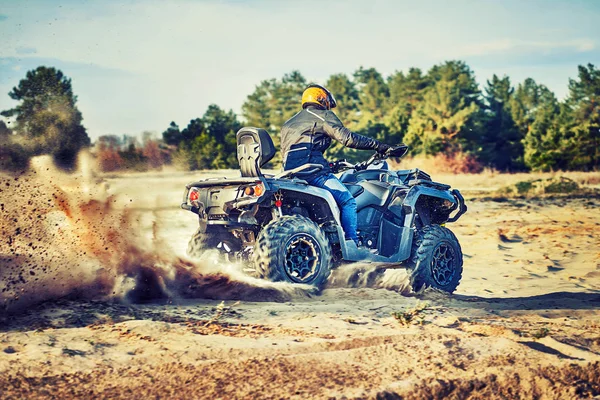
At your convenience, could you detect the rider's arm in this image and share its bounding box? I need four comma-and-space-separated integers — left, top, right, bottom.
322, 111, 383, 151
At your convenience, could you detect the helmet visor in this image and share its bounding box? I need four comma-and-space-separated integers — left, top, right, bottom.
306, 84, 337, 109
328, 92, 337, 109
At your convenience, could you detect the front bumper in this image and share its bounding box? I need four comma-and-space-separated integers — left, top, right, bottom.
447, 189, 467, 223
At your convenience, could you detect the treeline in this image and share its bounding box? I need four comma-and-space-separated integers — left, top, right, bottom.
160, 105, 242, 170
2, 62, 598, 173
95, 132, 170, 172
166, 61, 599, 172
238, 62, 600, 172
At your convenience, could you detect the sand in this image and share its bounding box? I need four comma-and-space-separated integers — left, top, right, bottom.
1, 163, 599, 399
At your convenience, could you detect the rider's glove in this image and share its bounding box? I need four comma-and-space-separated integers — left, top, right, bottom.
376, 143, 392, 154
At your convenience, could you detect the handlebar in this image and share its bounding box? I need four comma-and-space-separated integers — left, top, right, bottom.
328, 159, 355, 173
330, 144, 409, 173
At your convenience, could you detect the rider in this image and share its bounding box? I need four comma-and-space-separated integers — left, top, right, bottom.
280, 84, 391, 245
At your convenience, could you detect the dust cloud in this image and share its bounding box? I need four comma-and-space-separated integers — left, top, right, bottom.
328, 263, 412, 294
0, 154, 315, 314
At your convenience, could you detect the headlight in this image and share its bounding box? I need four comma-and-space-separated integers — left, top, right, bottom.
442, 199, 455, 209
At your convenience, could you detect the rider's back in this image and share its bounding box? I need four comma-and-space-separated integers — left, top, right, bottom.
280, 106, 334, 173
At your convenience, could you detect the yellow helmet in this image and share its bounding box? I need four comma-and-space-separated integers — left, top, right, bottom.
301, 84, 337, 110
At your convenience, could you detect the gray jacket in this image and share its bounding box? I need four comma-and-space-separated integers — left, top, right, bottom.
280, 106, 383, 175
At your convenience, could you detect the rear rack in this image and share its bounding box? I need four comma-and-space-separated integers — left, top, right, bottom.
186, 177, 260, 188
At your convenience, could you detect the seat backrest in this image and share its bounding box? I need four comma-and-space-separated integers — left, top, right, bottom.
236, 127, 276, 177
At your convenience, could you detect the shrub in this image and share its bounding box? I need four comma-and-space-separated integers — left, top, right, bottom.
392, 152, 484, 174
498, 176, 581, 197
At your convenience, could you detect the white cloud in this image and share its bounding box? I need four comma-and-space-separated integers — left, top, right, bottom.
458, 38, 596, 57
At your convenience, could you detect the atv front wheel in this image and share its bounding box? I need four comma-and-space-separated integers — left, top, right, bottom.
253, 215, 332, 290
407, 225, 463, 293
187, 229, 239, 260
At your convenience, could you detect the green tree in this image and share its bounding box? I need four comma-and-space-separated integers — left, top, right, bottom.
385, 67, 431, 145
428, 61, 481, 105
562, 63, 600, 170
323, 74, 360, 161
242, 71, 307, 166
325, 73, 359, 127
242, 71, 307, 133
510, 78, 563, 171
272, 71, 307, 130
162, 121, 182, 146
181, 118, 205, 142
1, 66, 91, 169
0, 120, 28, 171
522, 102, 565, 171
479, 75, 524, 170
519, 65, 600, 171
202, 104, 242, 167
0, 120, 10, 138
510, 78, 557, 135
404, 61, 481, 155
242, 79, 276, 130
176, 105, 242, 170
353, 67, 389, 129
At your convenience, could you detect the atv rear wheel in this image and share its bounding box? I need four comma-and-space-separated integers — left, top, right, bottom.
187, 229, 239, 260
252, 215, 332, 290
407, 225, 463, 293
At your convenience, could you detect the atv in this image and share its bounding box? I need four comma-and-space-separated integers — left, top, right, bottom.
181, 127, 467, 292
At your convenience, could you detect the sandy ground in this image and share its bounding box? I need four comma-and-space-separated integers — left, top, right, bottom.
1, 165, 600, 399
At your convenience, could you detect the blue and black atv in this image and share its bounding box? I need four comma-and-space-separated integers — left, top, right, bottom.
181, 127, 467, 292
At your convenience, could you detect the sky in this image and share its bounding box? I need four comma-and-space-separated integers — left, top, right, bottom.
1, 0, 599, 140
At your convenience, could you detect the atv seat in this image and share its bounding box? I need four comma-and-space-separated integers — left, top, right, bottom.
236, 127, 276, 178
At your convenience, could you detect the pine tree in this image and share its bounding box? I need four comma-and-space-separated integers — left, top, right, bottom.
1, 66, 91, 169
479, 75, 524, 170
404, 62, 481, 155
325, 73, 359, 127
162, 121, 182, 146
353, 67, 389, 129
562, 63, 600, 170
522, 102, 565, 171
385, 67, 431, 145
175, 105, 242, 170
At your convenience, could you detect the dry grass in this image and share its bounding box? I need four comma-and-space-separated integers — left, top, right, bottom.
393, 153, 484, 174
531, 327, 551, 340
425, 171, 600, 193
392, 302, 430, 326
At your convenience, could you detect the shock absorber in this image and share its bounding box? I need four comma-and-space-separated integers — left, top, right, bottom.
274, 191, 283, 218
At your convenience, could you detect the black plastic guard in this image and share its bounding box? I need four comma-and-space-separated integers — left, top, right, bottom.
447, 189, 467, 223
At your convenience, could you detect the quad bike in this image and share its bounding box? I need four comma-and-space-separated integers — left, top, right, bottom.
181, 127, 467, 292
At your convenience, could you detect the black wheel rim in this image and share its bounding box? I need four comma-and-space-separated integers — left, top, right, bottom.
430, 241, 457, 286
284, 233, 321, 283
